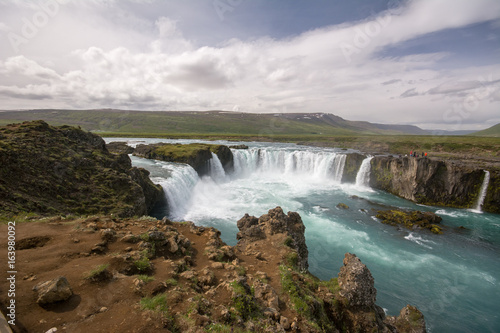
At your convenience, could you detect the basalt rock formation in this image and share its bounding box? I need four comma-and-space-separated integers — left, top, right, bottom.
370, 156, 499, 213
341, 152, 367, 183
0, 121, 163, 219
132, 142, 233, 176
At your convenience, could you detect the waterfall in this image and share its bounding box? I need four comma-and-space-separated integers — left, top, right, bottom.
231, 148, 346, 182
355, 156, 373, 188
155, 164, 200, 220
208, 152, 228, 183
473, 170, 490, 212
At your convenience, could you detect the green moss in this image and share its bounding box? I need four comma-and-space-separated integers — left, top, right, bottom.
230, 281, 260, 321
279, 265, 333, 331
83, 264, 109, 280
136, 275, 155, 284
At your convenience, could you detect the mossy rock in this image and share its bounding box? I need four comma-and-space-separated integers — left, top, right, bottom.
336, 203, 349, 209
375, 209, 443, 234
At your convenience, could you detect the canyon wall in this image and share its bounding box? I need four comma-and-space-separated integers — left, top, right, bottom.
369, 156, 500, 213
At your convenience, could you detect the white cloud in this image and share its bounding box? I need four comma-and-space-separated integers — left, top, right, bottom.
0, 0, 499, 129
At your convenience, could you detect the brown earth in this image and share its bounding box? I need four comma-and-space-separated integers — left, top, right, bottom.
0, 208, 425, 333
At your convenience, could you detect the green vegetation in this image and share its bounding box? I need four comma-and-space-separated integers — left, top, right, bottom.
134, 257, 152, 273
205, 323, 249, 333
0, 120, 163, 221
469, 122, 500, 137
83, 264, 110, 280
279, 265, 334, 331
165, 278, 178, 287
230, 281, 260, 321
140, 294, 169, 312
136, 275, 155, 283
2, 110, 499, 159
376, 210, 443, 234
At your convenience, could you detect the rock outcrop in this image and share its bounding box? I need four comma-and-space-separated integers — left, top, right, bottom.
370, 156, 499, 212
341, 153, 367, 183
0, 210, 426, 333
0, 121, 163, 219
237, 206, 309, 272
133, 143, 233, 176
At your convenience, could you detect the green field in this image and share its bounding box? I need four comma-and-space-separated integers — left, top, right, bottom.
1, 109, 499, 159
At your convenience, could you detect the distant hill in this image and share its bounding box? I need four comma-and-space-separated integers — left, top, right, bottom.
470, 123, 500, 137
0, 109, 428, 137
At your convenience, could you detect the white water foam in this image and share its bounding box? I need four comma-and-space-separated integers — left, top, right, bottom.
208, 152, 228, 183
404, 233, 435, 249
231, 148, 346, 182
153, 164, 200, 220
472, 170, 490, 213
355, 156, 373, 190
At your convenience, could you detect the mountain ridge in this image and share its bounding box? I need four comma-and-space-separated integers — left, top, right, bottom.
0, 109, 428, 136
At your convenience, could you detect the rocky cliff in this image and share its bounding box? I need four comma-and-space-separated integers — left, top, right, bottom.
370, 156, 500, 213
0, 208, 426, 333
341, 153, 366, 183
132, 143, 233, 176
0, 121, 163, 220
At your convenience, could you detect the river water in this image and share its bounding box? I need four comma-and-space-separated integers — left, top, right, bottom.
108, 138, 500, 332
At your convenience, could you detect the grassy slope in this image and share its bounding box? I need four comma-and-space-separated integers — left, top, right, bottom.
0, 109, 419, 136
470, 123, 500, 137
1, 109, 499, 159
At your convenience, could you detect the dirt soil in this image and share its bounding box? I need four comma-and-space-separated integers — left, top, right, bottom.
0, 216, 294, 333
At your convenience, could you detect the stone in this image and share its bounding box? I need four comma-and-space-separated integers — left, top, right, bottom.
338, 253, 376, 308
33, 276, 73, 305
336, 203, 349, 209
167, 237, 179, 253
280, 316, 291, 330
120, 234, 138, 243
100, 228, 117, 242
393, 305, 426, 333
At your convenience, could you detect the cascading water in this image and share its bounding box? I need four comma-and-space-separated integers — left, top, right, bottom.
231, 148, 346, 181
123, 139, 500, 333
473, 170, 490, 212
208, 152, 228, 183
355, 156, 373, 188
154, 163, 200, 220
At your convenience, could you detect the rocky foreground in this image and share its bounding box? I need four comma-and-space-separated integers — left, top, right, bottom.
0, 207, 425, 333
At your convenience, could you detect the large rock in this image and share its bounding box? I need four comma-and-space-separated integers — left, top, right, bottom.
0, 121, 163, 218
237, 207, 308, 271
337, 253, 376, 308
32, 276, 73, 305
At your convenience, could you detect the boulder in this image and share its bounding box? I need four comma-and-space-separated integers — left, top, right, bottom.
33, 276, 73, 305
338, 253, 376, 308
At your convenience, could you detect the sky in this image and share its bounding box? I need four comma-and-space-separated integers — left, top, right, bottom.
0, 0, 499, 130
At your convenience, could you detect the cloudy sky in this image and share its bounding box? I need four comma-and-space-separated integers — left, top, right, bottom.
0, 0, 499, 130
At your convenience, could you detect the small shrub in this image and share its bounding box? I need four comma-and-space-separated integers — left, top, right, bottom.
136, 275, 155, 283
140, 294, 168, 313
284, 236, 294, 248
134, 257, 152, 272
165, 278, 178, 287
